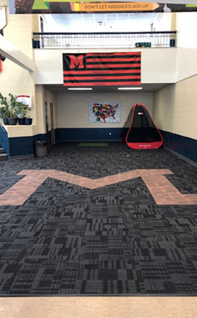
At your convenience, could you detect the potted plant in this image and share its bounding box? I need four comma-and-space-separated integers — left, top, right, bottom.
18, 105, 30, 125
0, 93, 25, 125
7, 93, 22, 125
24, 115, 33, 125
1, 109, 10, 125
0, 106, 10, 125
0, 93, 10, 124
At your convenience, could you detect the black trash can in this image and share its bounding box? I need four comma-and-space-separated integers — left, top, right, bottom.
35, 141, 48, 157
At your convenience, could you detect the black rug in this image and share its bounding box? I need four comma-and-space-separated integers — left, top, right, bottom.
0, 142, 197, 295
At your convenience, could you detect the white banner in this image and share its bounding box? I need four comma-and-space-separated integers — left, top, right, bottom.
16, 95, 32, 108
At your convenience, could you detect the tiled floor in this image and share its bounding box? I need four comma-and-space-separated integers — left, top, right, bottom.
0, 143, 197, 296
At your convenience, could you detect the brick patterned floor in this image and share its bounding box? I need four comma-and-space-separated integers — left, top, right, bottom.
1, 168, 197, 206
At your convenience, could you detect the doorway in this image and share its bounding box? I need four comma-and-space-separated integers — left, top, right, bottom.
45, 102, 49, 146
50, 103, 55, 145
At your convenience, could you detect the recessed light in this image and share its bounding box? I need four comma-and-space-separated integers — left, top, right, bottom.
67, 88, 92, 91
118, 87, 143, 90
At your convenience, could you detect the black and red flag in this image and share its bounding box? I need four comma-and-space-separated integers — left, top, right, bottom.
63, 52, 141, 87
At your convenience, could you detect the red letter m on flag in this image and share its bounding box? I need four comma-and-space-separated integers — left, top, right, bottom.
70, 55, 84, 69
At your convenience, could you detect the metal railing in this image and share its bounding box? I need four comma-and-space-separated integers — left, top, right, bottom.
33, 31, 176, 49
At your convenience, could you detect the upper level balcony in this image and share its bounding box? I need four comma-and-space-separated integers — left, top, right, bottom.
32, 31, 177, 49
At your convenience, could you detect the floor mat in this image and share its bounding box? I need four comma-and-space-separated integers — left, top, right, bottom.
0, 143, 197, 295
78, 142, 108, 147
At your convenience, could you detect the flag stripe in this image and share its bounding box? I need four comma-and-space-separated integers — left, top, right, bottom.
63, 69, 141, 75
64, 73, 141, 77
64, 75, 141, 80
86, 63, 141, 68
63, 81, 141, 86
64, 79, 140, 83
86, 58, 141, 63
85, 52, 141, 57
68, 67, 141, 71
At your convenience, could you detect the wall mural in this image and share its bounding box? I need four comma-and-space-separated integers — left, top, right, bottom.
89, 102, 120, 123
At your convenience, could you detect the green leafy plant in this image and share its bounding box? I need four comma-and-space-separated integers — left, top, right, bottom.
19, 104, 30, 118
8, 93, 24, 118
0, 92, 10, 118
0, 92, 28, 119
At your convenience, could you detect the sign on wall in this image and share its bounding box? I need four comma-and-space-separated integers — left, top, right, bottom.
9, 0, 197, 14
16, 95, 32, 108
89, 102, 120, 123
63, 52, 141, 87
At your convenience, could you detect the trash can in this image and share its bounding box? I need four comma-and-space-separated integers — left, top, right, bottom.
35, 141, 48, 157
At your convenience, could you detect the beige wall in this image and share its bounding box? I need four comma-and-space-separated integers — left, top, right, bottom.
0, 0, 40, 137
34, 85, 45, 135
2, 0, 38, 58
35, 48, 177, 85
153, 74, 197, 140
57, 91, 153, 128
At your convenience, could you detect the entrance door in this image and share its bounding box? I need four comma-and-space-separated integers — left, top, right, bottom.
50, 103, 55, 145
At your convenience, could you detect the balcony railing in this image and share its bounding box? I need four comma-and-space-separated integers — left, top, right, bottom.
33, 31, 176, 49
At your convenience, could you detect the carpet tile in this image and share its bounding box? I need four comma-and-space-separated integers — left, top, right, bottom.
0, 143, 197, 295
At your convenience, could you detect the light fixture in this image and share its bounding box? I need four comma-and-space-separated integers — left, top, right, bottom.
67, 88, 92, 91
118, 87, 143, 90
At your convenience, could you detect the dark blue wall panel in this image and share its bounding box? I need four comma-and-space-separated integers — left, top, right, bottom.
33, 134, 48, 143
9, 136, 34, 157
0, 126, 10, 156
9, 134, 48, 157
161, 130, 197, 163
3, 127, 197, 162
55, 128, 123, 142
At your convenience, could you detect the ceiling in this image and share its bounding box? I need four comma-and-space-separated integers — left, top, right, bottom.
44, 83, 170, 93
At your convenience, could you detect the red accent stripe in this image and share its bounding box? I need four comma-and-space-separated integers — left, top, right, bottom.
86, 63, 141, 68
64, 75, 141, 81
63, 81, 141, 86
86, 57, 141, 63
127, 141, 163, 150
16, 95, 30, 98
85, 52, 141, 57
0, 60, 2, 72
63, 69, 141, 75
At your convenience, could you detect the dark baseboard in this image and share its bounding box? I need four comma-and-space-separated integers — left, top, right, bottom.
164, 146, 197, 168
2, 128, 196, 162
160, 130, 197, 164
55, 128, 125, 143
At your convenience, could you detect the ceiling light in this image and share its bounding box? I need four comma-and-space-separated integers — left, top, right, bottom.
118, 87, 143, 90
68, 88, 92, 91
